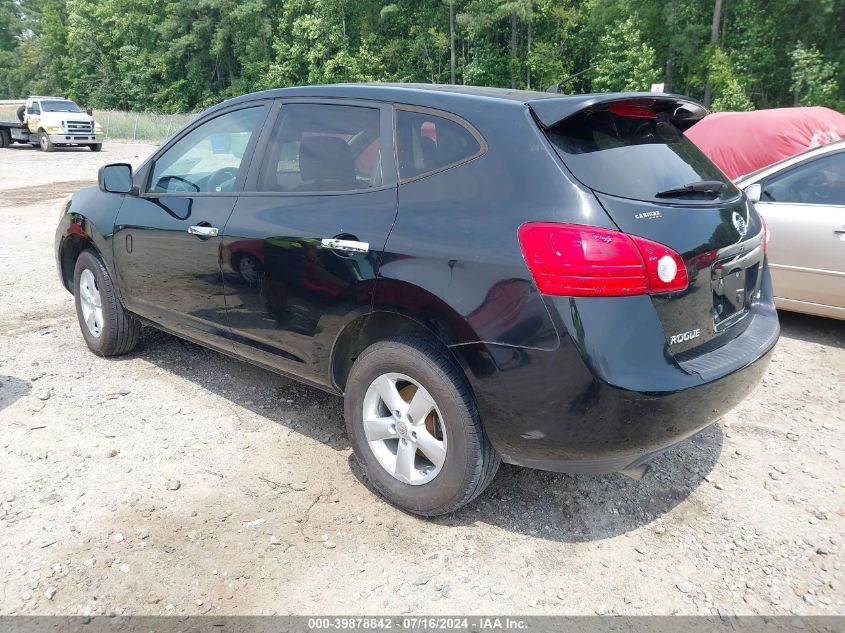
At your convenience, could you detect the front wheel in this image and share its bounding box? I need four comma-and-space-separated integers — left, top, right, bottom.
89, 143, 102, 152
38, 131, 54, 152
344, 337, 500, 516
73, 249, 140, 356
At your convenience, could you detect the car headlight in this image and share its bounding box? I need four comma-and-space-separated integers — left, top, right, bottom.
94, 123, 104, 135
58, 195, 72, 220
47, 125, 62, 133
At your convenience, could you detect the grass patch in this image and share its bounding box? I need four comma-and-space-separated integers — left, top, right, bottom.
95, 110, 196, 143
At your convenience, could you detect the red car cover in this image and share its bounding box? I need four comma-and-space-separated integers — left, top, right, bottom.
685, 106, 845, 179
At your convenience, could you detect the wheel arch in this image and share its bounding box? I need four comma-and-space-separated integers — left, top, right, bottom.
58, 232, 97, 291
330, 310, 471, 395
56, 209, 115, 293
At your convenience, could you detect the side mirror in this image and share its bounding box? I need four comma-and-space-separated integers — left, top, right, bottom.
99, 163, 134, 194
745, 183, 762, 204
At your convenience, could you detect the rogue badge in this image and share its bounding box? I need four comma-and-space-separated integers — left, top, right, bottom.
669, 328, 701, 345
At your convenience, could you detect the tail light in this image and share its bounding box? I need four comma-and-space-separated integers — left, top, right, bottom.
518, 223, 688, 297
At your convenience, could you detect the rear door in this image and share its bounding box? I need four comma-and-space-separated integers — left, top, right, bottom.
221, 99, 397, 386
753, 150, 845, 309
537, 98, 766, 357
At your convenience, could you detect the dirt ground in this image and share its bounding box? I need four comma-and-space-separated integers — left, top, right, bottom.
0, 140, 843, 617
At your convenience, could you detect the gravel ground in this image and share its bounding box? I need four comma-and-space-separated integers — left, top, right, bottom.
0, 141, 843, 617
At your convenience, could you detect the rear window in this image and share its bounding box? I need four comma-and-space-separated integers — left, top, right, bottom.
546, 109, 739, 203
257, 103, 383, 192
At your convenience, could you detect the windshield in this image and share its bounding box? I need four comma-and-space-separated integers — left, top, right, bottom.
546, 109, 739, 204
40, 100, 83, 113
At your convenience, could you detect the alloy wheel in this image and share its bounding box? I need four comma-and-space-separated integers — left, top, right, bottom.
361, 372, 447, 485
79, 268, 104, 338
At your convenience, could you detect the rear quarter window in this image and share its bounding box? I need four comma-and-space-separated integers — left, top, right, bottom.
546, 109, 739, 204
396, 108, 484, 181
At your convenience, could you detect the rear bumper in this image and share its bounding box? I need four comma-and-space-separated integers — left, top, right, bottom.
451, 289, 778, 475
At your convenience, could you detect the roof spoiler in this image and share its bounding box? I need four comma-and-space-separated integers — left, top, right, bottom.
527, 93, 708, 132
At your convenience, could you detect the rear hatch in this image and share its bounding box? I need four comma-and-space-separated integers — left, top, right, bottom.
531, 95, 766, 358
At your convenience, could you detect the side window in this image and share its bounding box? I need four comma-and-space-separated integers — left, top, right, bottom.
257, 104, 383, 193
761, 152, 845, 206
28, 103, 41, 115
149, 106, 264, 194
396, 109, 483, 180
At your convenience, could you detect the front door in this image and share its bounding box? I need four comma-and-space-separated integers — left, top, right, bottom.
756, 150, 845, 309
113, 104, 269, 346
221, 100, 397, 386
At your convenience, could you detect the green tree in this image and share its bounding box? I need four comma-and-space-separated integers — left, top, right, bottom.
708, 47, 754, 112
0, 0, 843, 113
590, 17, 660, 92
790, 42, 840, 108
268, 0, 386, 87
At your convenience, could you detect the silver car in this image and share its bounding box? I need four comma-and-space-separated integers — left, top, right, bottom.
737, 141, 845, 320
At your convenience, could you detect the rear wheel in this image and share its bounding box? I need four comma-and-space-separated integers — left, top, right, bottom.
38, 130, 54, 152
73, 249, 140, 356
90, 143, 102, 152
0, 129, 8, 148
344, 337, 499, 516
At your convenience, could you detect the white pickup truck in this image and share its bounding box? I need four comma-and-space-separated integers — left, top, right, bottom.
0, 96, 104, 152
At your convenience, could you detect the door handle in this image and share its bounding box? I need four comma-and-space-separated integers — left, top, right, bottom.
321, 238, 369, 253
834, 229, 845, 235
188, 225, 219, 237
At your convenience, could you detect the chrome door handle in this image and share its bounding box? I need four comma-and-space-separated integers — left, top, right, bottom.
834, 229, 845, 235
188, 225, 219, 237
321, 238, 369, 253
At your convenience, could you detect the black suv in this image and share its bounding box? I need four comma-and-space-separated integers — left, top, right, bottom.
55, 84, 778, 516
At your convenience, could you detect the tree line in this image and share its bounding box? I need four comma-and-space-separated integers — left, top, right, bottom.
0, 0, 842, 114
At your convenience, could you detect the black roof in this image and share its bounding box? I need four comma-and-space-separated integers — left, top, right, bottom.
213, 83, 708, 129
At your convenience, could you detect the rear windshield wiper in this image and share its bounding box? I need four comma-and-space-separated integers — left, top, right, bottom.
655, 180, 727, 199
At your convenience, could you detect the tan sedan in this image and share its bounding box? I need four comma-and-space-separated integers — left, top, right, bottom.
737, 141, 845, 319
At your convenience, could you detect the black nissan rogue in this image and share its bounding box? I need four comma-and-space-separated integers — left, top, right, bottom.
55, 84, 778, 516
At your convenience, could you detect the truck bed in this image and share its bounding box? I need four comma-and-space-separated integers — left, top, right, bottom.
0, 120, 26, 129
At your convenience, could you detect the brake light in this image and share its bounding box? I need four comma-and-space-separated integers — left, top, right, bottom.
518, 223, 688, 297
609, 100, 657, 119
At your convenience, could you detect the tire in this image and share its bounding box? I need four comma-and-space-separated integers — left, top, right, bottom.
90, 143, 102, 152
0, 129, 8, 148
38, 130, 54, 152
344, 337, 500, 516
73, 249, 140, 357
